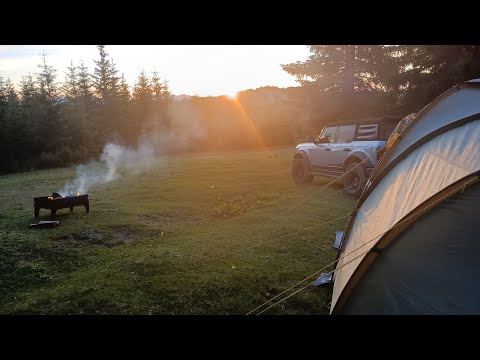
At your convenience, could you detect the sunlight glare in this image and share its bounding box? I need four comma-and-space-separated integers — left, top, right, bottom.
226, 92, 238, 100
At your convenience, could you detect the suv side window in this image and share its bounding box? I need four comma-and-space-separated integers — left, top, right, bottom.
356, 124, 379, 140
336, 125, 356, 143
318, 126, 337, 143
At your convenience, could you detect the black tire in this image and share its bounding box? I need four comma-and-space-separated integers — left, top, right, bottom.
292, 158, 314, 184
343, 162, 366, 197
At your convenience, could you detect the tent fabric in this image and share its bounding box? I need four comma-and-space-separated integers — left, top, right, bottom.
331, 119, 480, 312
373, 85, 480, 181
339, 181, 480, 314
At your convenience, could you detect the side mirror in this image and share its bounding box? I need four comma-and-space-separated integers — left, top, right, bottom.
307, 135, 315, 143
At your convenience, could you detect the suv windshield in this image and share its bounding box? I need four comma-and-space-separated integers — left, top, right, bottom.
318, 126, 337, 143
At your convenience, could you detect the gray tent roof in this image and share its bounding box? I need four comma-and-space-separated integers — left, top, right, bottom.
330, 79, 480, 314
363, 80, 480, 205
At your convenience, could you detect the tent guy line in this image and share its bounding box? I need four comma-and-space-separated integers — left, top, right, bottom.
247, 176, 479, 315
161, 177, 370, 270
241, 143, 388, 246
256, 249, 370, 315
185, 213, 352, 269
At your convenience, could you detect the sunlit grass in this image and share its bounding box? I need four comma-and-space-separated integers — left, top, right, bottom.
0, 147, 355, 314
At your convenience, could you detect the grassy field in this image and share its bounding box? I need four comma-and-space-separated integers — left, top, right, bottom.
0, 147, 355, 315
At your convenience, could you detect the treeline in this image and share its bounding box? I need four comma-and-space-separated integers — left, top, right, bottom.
0, 45, 172, 173
0, 45, 308, 174
1, 45, 480, 174
282, 45, 480, 124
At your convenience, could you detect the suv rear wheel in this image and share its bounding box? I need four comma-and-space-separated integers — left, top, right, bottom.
343, 162, 366, 197
292, 158, 314, 185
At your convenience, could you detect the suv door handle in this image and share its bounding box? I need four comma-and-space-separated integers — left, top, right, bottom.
324, 148, 331, 151
343, 148, 351, 151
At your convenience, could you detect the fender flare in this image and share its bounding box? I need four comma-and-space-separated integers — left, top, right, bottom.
342, 152, 372, 172
293, 151, 312, 170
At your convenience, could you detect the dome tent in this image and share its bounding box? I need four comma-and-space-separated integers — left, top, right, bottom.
330, 79, 480, 314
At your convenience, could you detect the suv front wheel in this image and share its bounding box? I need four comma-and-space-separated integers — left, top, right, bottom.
292, 158, 314, 185
343, 162, 366, 197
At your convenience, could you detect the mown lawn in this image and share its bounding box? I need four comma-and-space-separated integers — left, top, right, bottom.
0, 147, 355, 314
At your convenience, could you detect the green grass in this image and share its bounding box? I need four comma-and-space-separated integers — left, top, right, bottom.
0, 147, 355, 314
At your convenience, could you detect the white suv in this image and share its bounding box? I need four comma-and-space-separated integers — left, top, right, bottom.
292, 116, 402, 197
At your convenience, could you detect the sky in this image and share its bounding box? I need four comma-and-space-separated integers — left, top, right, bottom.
0, 45, 311, 97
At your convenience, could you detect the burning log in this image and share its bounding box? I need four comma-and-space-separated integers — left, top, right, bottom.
34, 193, 89, 218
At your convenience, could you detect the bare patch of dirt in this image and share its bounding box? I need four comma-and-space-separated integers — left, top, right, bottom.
56, 227, 144, 247
16, 259, 44, 270
112, 226, 140, 244
55, 229, 117, 248
56, 229, 102, 242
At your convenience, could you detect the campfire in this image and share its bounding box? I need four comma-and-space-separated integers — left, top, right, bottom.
34, 193, 89, 217
47, 192, 80, 200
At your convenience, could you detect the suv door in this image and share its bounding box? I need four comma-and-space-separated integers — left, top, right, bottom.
329, 124, 357, 167
308, 125, 337, 167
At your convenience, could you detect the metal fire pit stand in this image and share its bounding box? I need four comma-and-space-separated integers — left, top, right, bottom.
34, 194, 89, 217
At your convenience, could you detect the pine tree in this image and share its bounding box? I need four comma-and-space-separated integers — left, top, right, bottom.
92, 45, 110, 103
393, 45, 480, 111
77, 60, 93, 102
31, 52, 62, 158
0, 78, 23, 172
116, 73, 134, 145
132, 70, 152, 103
63, 60, 78, 100
37, 51, 58, 101
151, 70, 163, 103
5, 79, 18, 103
282, 45, 396, 94
118, 74, 131, 103
19, 73, 39, 134
20, 72, 38, 103
0, 75, 6, 104
151, 70, 172, 104
72, 60, 96, 153
106, 59, 120, 101
148, 71, 171, 131
92, 45, 120, 103
130, 70, 152, 136
0, 75, 7, 122
91, 45, 124, 142
160, 79, 171, 103
281, 45, 403, 121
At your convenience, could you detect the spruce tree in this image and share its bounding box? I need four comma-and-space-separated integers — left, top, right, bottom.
92, 45, 110, 103
62, 60, 78, 100
106, 59, 120, 101
282, 45, 396, 94
132, 70, 152, 103
20, 72, 38, 103
118, 73, 130, 103
37, 51, 58, 102
77, 60, 93, 102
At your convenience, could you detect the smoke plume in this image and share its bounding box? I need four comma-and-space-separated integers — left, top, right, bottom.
59, 142, 155, 196
59, 100, 206, 196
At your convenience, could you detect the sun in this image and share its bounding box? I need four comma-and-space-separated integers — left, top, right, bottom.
226, 91, 238, 100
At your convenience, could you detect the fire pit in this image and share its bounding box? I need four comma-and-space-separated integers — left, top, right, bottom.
34, 192, 89, 217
